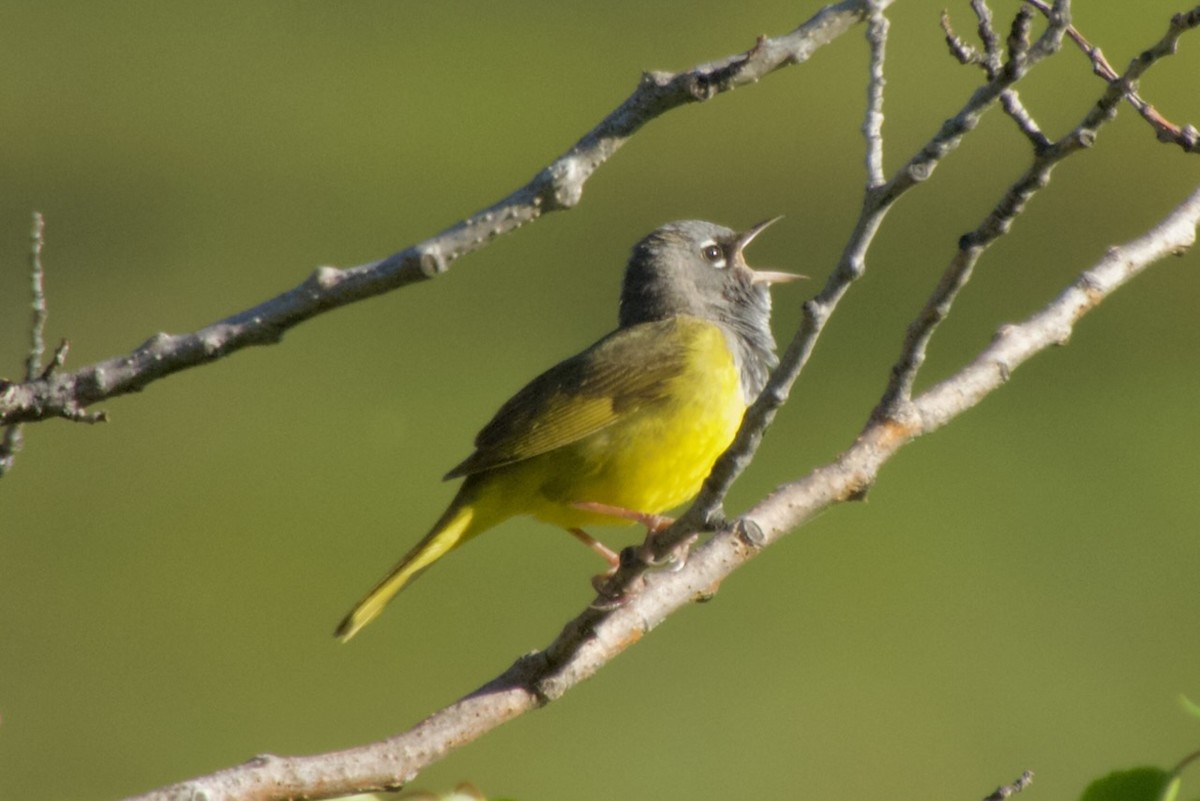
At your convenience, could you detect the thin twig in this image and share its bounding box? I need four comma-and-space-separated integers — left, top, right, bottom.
996, 5, 1050, 149
944, 2, 1049, 148
1024, 0, 1200, 152
40, 339, 69, 382
0, 212, 48, 476
1173, 749, 1200, 776
973, 0, 1000, 58
942, 11, 978, 64
982, 770, 1035, 801
882, 0, 1200, 412
876, 0, 1197, 413
26, 211, 47, 380
863, 0, 888, 188
0, 422, 18, 481
1027, 0, 1070, 60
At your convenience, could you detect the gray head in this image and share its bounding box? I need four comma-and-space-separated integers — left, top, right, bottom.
619, 219, 801, 401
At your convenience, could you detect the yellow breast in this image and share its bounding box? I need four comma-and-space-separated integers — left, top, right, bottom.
509, 318, 746, 530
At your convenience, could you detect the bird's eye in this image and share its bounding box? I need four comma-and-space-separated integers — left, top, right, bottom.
700, 243, 725, 267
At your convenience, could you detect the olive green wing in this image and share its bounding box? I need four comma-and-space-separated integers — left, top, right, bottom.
444, 319, 690, 479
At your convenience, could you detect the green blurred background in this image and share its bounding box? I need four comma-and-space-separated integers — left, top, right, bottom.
2, 2, 1198, 799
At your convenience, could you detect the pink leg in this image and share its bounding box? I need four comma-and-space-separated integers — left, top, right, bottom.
571, 500, 675, 533
568, 528, 620, 568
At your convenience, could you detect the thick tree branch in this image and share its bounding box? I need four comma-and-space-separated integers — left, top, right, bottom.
114, 4, 1200, 799
119, 180, 1200, 801
0, 0, 890, 431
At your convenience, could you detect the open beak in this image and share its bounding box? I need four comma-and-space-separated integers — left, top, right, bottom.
751, 267, 806, 286
735, 216, 807, 285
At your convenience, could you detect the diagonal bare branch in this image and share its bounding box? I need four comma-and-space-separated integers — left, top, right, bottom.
0, 0, 892, 432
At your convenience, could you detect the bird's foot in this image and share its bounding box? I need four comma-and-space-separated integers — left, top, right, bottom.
638, 531, 699, 572
589, 571, 630, 610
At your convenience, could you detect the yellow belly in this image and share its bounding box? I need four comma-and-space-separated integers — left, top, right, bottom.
472, 320, 746, 530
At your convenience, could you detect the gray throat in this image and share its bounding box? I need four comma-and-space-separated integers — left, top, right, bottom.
717, 292, 779, 405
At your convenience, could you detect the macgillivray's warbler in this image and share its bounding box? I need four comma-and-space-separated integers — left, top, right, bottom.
335, 218, 801, 641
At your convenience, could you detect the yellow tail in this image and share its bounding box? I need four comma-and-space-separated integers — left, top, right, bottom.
335, 500, 478, 642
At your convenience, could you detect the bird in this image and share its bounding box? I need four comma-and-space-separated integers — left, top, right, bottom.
335, 218, 801, 641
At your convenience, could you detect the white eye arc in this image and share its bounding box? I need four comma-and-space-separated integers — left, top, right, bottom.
700, 241, 726, 268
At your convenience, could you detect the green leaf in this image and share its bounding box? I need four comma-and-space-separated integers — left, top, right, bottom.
1160, 775, 1181, 801
1079, 767, 1173, 801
